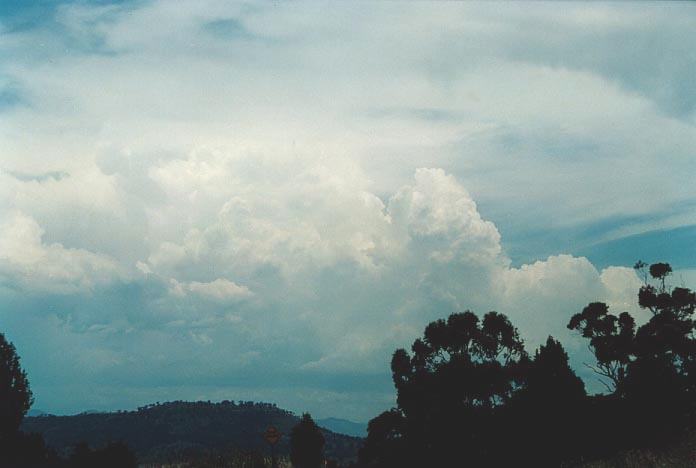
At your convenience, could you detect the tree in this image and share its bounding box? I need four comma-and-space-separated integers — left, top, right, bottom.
392, 311, 526, 410
0, 333, 48, 467
567, 302, 635, 392
524, 337, 585, 401
569, 261, 696, 447
0, 333, 33, 441
358, 259, 696, 467
626, 261, 696, 443
290, 413, 325, 468
358, 409, 407, 468
370, 311, 528, 467
69, 441, 137, 468
510, 337, 587, 466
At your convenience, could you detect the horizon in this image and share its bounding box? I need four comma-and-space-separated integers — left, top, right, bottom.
1, 1, 696, 423
27, 400, 367, 426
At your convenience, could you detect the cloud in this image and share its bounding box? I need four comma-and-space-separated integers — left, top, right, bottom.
389, 168, 502, 264
0, 160, 647, 417
600, 266, 644, 317
169, 278, 252, 302
500, 255, 603, 302
0, 1, 692, 420
495, 256, 642, 351
0, 212, 123, 294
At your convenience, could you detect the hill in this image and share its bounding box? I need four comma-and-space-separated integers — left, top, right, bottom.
21, 401, 363, 465
316, 418, 366, 438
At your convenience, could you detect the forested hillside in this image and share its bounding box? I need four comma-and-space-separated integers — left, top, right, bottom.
22, 401, 361, 465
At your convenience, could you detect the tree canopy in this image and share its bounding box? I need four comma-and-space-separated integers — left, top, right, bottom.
290, 413, 325, 468
568, 261, 696, 445
360, 261, 696, 467
0, 333, 33, 441
361, 310, 588, 467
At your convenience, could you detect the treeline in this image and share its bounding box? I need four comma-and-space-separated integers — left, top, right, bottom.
135, 400, 287, 413
0, 335, 138, 467
0, 434, 135, 468
20, 400, 361, 466
356, 261, 696, 467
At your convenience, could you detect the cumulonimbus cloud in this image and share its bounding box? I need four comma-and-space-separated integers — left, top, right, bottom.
0, 0, 691, 420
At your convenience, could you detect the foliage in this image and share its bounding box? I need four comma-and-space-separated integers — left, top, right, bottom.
360, 310, 587, 467
68, 441, 137, 468
567, 428, 696, 468
569, 261, 696, 446
290, 413, 325, 468
357, 410, 406, 468
23, 401, 361, 466
0, 333, 33, 440
360, 261, 695, 467
0, 431, 62, 468
509, 336, 588, 466
567, 302, 635, 391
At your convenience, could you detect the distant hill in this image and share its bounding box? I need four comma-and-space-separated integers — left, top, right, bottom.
21, 401, 363, 465
317, 418, 367, 438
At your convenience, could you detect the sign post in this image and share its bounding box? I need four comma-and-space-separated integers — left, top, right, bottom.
264, 425, 282, 468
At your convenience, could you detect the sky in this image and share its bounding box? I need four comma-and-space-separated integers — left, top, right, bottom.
1, 1, 695, 422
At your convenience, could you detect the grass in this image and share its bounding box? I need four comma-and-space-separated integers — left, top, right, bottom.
569, 432, 696, 468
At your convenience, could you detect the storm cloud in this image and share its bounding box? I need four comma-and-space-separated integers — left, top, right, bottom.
1, 1, 694, 421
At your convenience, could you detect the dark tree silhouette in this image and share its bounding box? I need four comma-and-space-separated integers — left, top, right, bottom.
569, 261, 696, 448
0, 333, 33, 441
366, 311, 528, 467
0, 333, 61, 468
360, 260, 695, 467
509, 336, 587, 466
68, 442, 92, 468
567, 302, 635, 391
69, 441, 137, 468
626, 261, 696, 443
524, 337, 585, 401
1, 431, 61, 468
290, 413, 325, 468
358, 409, 406, 468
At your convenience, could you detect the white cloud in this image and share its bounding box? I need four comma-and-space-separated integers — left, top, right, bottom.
144, 149, 398, 278
494, 255, 643, 351
0, 212, 123, 293
389, 168, 502, 265
600, 266, 645, 320
169, 278, 252, 302
0, 1, 692, 419
500, 255, 603, 302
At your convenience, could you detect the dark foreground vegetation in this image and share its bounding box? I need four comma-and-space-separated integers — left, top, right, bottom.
1, 260, 695, 467
571, 429, 696, 468
22, 401, 360, 466
358, 261, 696, 467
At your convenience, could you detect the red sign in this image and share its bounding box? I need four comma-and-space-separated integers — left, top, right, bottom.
264, 425, 282, 445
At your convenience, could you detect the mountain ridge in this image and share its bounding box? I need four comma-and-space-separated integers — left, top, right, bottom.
21, 400, 363, 465
316, 417, 367, 438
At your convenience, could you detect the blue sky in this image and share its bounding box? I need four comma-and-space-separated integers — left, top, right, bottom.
1, 1, 695, 421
